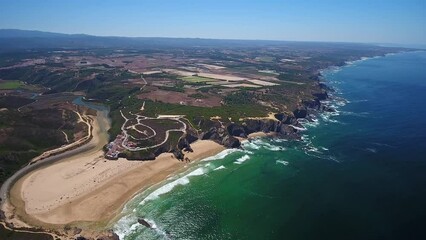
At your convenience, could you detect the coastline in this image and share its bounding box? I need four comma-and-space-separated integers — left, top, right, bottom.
1, 51, 411, 238
4, 108, 226, 237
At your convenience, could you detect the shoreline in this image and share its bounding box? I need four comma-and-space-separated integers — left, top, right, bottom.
1, 110, 110, 230
1, 52, 407, 238
4, 108, 227, 237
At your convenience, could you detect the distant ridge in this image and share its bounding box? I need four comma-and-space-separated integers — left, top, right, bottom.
0, 29, 87, 38
0, 29, 399, 52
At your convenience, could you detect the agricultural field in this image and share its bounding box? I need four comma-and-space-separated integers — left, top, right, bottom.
0, 41, 401, 162
180, 75, 213, 83
0, 80, 25, 90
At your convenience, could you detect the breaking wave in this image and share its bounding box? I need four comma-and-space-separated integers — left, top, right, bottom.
139, 167, 206, 206
202, 148, 243, 161
234, 154, 250, 164
276, 160, 289, 166
213, 165, 226, 171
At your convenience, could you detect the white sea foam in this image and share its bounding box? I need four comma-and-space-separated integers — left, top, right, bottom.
272, 138, 288, 143
320, 114, 340, 123
139, 167, 206, 205
262, 142, 285, 151
244, 150, 254, 154
114, 215, 140, 240
145, 218, 171, 239
244, 139, 285, 151
243, 141, 261, 150
276, 160, 289, 166
289, 125, 308, 131
214, 165, 226, 171
234, 155, 250, 164
307, 146, 322, 154
186, 167, 206, 177
341, 111, 370, 117
202, 148, 242, 161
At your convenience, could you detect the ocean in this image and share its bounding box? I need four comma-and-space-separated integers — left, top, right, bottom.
113, 51, 426, 240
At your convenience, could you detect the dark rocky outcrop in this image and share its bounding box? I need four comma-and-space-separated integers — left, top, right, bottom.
178, 132, 198, 151
201, 126, 242, 148
322, 106, 336, 112
178, 136, 191, 151
303, 99, 321, 110
225, 117, 300, 140
138, 218, 152, 228
241, 119, 280, 135
227, 123, 247, 138
118, 87, 330, 162
278, 124, 298, 139
274, 113, 288, 122
293, 107, 308, 119
172, 149, 184, 160
319, 83, 335, 92
222, 135, 241, 148
313, 92, 328, 101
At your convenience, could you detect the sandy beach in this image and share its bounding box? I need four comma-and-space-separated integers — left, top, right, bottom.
8, 111, 225, 229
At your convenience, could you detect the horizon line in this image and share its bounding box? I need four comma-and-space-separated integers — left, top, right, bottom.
2, 28, 425, 47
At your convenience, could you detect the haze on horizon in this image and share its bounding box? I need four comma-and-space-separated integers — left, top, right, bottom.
0, 0, 425, 46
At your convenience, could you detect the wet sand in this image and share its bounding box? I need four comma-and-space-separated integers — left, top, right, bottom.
8, 111, 225, 229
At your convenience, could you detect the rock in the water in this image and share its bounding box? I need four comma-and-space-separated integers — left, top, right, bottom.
138, 218, 152, 228
322, 106, 336, 112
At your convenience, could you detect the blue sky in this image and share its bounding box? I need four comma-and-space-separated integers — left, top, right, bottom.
0, 0, 425, 44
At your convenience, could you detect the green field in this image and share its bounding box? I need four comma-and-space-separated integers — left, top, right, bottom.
0, 80, 25, 90
180, 76, 214, 83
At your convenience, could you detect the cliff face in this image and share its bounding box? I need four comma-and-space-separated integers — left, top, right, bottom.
121, 88, 330, 161
171, 89, 330, 160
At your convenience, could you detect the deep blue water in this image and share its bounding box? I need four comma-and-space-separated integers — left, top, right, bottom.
115, 51, 426, 240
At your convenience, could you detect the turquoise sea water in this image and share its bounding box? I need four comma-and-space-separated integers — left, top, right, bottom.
114, 51, 426, 240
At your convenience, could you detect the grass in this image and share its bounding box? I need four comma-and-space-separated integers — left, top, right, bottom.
0, 80, 26, 90
143, 100, 270, 125
180, 76, 215, 83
